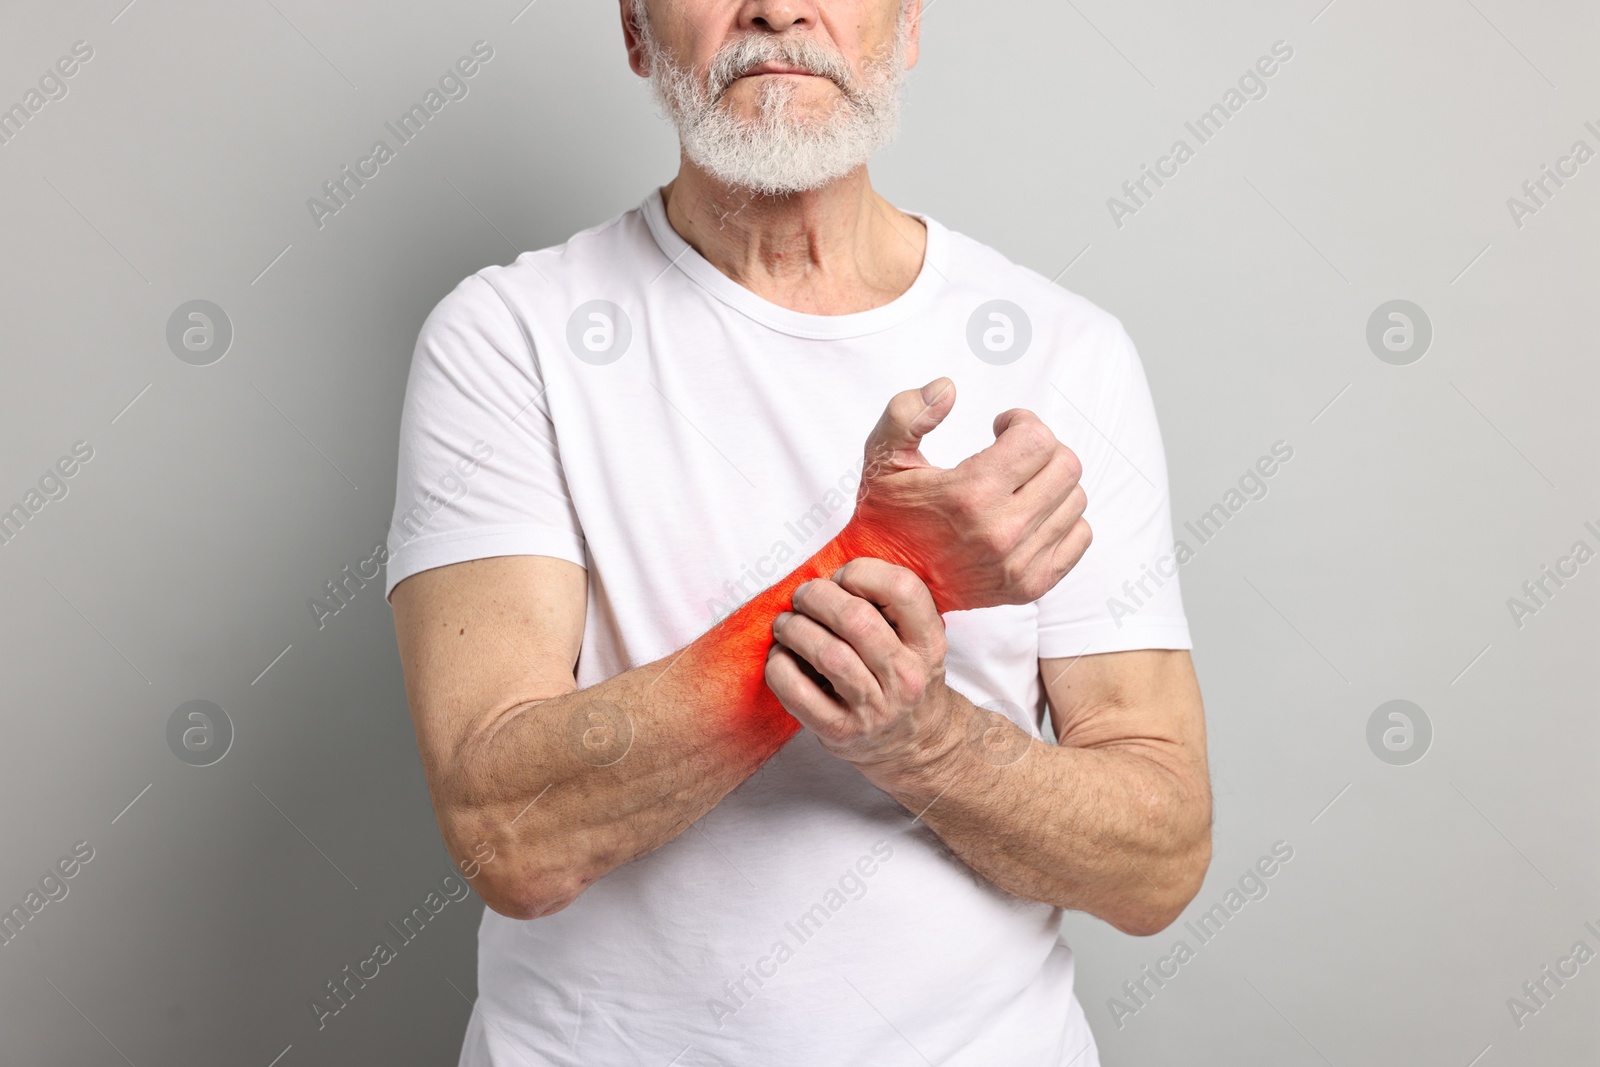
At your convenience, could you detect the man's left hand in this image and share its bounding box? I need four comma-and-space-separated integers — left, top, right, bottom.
765, 558, 963, 783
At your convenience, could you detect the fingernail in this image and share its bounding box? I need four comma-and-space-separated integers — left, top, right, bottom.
921, 378, 949, 404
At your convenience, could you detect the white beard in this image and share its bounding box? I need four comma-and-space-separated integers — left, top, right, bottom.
637, 11, 911, 197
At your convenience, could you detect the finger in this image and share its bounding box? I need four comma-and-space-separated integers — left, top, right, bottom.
828, 558, 943, 659
765, 646, 850, 734
772, 606, 882, 708
953, 409, 1057, 493
1016, 480, 1086, 564
789, 578, 907, 679
993, 407, 1056, 438
1048, 515, 1094, 582
862, 378, 957, 467
1017, 499, 1092, 598
1007, 445, 1083, 543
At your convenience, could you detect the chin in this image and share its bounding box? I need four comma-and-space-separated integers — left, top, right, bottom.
731, 75, 838, 100
726, 91, 843, 125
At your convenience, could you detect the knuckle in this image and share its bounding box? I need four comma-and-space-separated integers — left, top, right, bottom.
822, 719, 858, 748
887, 568, 923, 604
902, 676, 928, 708
1052, 528, 1091, 583
1010, 566, 1041, 601
818, 644, 855, 679
1059, 446, 1084, 483
981, 527, 1009, 560
999, 554, 1029, 591
1016, 419, 1055, 453
891, 655, 927, 699
839, 599, 880, 636
990, 516, 1025, 554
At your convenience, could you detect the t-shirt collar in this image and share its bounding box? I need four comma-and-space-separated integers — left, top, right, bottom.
639, 185, 948, 340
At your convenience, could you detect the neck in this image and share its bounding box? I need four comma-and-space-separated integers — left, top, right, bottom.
660, 160, 927, 316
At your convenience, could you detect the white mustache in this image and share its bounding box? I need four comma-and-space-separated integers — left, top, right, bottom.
709, 38, 854, 99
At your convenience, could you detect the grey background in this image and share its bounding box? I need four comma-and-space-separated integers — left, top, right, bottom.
1, 0, 1595, 1064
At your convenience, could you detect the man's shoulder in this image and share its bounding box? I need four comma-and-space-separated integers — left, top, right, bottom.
507, 201, 650, 283
936, 219, 1130, 350
425, 200, 653, 325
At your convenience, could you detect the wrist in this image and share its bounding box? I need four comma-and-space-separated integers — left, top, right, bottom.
831, 516, 947, 612
857, 684, 973, 798
831, 515, 900, 568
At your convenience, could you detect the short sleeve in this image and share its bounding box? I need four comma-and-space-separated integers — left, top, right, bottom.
1033, 326, 1191, 657
384, 270, 586, 600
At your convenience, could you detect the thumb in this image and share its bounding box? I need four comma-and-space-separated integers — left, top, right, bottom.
864, 378, 956, 463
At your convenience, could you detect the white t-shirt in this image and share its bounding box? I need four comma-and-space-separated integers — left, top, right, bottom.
385, 187, 1190, 1067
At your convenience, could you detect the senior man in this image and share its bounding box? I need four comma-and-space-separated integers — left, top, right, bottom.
386, 1, 1211, 1064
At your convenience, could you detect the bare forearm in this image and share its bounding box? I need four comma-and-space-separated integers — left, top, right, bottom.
867, 690, 1211, 934
443, 524, 907, 918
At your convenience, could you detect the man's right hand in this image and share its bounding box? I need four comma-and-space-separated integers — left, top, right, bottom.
835, 377, 1092, 613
